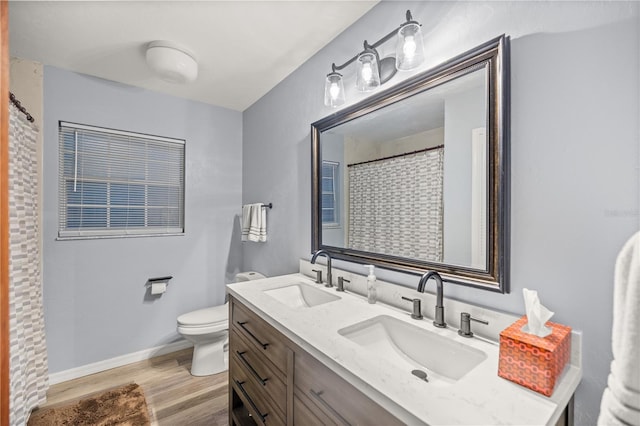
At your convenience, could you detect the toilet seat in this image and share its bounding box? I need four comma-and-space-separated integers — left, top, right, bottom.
177, 305, 228, 335
178, 304, 227, 326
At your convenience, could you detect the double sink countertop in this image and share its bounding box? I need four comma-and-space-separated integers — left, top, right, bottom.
227, 272, 582, 425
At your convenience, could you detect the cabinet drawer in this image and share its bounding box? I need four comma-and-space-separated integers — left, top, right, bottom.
293, 393, 334, 426
231, 300, 288, 373
294, 350, 402, 426
230, 329, 286, 414
231, 357, 285, 426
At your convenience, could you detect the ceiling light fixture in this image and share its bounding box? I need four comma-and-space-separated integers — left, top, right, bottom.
145, 41, 198, 84
323, 10, 425, 108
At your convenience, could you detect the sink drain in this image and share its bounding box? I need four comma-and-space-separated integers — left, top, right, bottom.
411, 369, 429, 382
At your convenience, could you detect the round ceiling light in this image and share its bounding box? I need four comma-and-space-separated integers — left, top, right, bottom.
145, 41, 198, 84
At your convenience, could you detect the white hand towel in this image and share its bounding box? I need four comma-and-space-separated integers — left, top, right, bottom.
598, 231, 640, 426
241, 204, 252, 242
241, 203, 267, 242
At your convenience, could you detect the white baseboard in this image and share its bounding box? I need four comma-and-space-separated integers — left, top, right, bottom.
48, 339, 193, 385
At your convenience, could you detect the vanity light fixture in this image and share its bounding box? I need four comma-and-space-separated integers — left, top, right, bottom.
323, 10, 425, 107
324, 72, 346, 108
396, 18, 425, 70
356, 46, 381, 92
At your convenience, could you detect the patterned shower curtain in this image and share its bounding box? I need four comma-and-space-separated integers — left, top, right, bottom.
348, 147, 444, 262
8, 103, 48, 425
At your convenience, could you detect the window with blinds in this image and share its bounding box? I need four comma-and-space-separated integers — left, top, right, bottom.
321, 161, 339, 227
58, 122, 185, 239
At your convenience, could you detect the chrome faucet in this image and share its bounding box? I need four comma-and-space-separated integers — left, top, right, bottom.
311, 249, 333, 288
417, 271, 446, 328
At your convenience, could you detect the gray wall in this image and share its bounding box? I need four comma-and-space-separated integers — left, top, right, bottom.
443, 85, 485, 266
242, 2, 639, 424
43, 66, 243, 373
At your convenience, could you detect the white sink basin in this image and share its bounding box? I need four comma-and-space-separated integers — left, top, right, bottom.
338, 315, 487, 384
264, 283, 341, 308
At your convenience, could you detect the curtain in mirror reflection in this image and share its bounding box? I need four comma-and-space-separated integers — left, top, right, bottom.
348, 147, 444, 262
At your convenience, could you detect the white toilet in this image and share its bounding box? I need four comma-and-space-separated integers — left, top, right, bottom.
177, 271, 266, 376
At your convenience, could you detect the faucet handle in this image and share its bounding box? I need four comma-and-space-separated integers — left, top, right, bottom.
401, 297, 424, 320
337, 276, 349, 292
458, 312, 489, 338
311, 269, 323, 284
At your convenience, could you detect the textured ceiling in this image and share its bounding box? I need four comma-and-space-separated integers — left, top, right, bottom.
9, 1, 378, 111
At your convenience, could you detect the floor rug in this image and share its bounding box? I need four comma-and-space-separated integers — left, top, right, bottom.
27, 383, 151, 426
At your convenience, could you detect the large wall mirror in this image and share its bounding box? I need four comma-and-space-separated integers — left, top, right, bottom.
311, 35, 510, 292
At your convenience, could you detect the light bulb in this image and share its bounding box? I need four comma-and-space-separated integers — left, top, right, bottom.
396, 22, 424, 71
403, 35, 417, 59
324, 72, 345, 107
362, 63, 373, 82
329, 82, 340, 100
356, 51, 380, 92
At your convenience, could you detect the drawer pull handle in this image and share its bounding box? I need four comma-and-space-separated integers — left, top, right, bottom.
237, 321, 270, 350
234, 379, 269, 424
310, 389, 351, 426
237, 351, 269, 386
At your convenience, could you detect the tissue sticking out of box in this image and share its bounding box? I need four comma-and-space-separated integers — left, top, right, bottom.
522, 288, 554, 337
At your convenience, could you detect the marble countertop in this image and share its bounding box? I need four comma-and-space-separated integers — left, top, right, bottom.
227, 273, 582, 425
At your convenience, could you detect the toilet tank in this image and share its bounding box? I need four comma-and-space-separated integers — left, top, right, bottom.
235, 271, 266, 282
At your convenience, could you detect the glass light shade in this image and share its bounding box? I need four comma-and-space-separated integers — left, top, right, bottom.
146, 41, 198, 83
324, 72, 345, 108
356, 52, 380, 92
396, 23, 425, 71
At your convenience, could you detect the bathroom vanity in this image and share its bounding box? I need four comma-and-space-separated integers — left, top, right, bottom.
227, 272, 581, 425
229, 297, 401, 425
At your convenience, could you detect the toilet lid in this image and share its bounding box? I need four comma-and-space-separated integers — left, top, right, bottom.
177, 304, 228, 326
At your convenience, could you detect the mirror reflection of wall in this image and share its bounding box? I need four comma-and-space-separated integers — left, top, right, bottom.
442, 74, 487, 268
320, 66, 488, 270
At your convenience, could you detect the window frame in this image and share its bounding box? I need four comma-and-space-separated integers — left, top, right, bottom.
57, 121, 186, 240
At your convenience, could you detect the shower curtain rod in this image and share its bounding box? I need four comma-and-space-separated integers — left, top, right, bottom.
347, 144, 444, 167
9, 92, 34, 123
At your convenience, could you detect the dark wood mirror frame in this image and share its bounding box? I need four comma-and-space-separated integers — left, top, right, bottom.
311, 35, 510, 293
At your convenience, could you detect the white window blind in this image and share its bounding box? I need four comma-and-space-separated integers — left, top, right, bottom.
58, 122, 185, 239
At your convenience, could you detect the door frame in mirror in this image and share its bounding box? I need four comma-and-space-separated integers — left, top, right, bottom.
311, 35, 510, 293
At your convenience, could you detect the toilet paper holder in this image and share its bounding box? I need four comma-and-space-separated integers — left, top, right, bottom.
146, 276, 173, 295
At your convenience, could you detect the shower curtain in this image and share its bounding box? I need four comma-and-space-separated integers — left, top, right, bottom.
348, 147, 444, 262
8, 103, 48, 425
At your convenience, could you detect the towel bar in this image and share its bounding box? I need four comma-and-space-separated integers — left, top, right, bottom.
148, 276, 173, 282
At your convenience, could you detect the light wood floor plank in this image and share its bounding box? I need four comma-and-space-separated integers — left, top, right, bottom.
33, 348, 229, 425
159, 393, 229, 426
